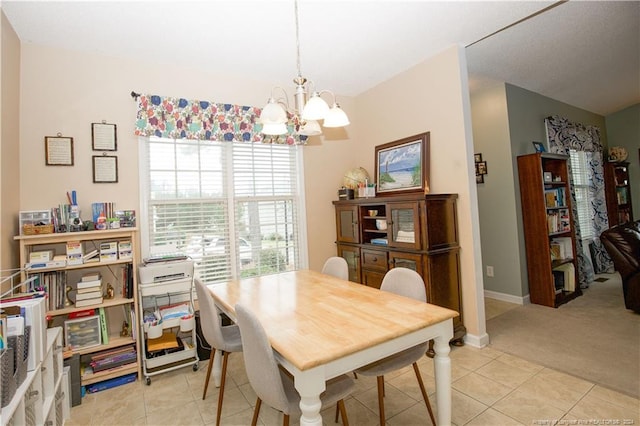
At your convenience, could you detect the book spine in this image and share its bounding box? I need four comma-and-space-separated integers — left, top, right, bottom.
99, 307, 109, 345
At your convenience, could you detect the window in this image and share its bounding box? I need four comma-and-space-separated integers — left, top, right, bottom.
139, 137, 307, 284
569, 149, 594, 240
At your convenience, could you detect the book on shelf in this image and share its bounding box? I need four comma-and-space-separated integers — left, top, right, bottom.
98, 307, 109, 345
83, 249, 100, 263
551, 237, 573, 259
68, 308, 96, 319
75, 290, 103, 301
75, 296, 104, 308
77, 279, 102, 290
29, 249, 55, 262
81, 272, 101, 282
553, 262, 575, 292
77, 285, 102, 294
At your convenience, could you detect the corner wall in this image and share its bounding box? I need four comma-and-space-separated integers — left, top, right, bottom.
356, 45, 487, 346
1, 11, 21, 278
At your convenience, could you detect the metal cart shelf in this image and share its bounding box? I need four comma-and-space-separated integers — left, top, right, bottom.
138, 261, 198, 385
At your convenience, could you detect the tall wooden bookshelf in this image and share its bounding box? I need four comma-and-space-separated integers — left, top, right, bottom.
604, 161, 634, 226
517, 153, 582, 307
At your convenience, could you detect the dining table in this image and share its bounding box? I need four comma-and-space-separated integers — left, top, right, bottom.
206, 269, 458, 426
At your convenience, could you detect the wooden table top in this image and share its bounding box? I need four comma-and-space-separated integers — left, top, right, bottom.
207, 269, 459, 371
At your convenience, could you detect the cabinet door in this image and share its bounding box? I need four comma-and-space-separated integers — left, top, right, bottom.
389, 251, 423, 276
335, 205, 360, 243
337, 244, 360, 283
388, 202, 421, 250
362, 270, 385, 289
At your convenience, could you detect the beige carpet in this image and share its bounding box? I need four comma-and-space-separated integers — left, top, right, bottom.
486, 273, 640, 399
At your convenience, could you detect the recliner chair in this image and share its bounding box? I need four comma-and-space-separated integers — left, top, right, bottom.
600, 220, 640, 313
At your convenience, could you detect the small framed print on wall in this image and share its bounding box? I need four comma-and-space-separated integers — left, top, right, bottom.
45, 135, 74, 166
92, 155, 118, 183
91, 122, 117, 151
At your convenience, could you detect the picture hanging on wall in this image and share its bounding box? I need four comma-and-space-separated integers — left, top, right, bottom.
375, 132, 430, 195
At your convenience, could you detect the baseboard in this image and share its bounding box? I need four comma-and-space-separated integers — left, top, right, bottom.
484, 289, 529, 305
464, 332, 490, 349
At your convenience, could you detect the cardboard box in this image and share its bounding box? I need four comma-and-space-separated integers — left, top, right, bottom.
118, 240, 132, 260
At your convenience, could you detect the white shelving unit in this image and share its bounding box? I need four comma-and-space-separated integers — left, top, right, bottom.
138, 260, 198, 385
2, 327, 67, 426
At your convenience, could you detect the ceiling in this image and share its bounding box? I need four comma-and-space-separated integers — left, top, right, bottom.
2, 1, 638, 116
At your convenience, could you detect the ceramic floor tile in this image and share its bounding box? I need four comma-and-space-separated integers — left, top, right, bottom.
475, 359, 538, 389
587, 385, 640, 412
196, 385, 252, 424
465, 407, 525, 426
352, 380, 420, 421
492, 388, 567, 425
494, 352, 545, 376
563, 392, 640, 424
449, 346, 496, 370
516, 371, 592, 411
386, 365, 436, 400
145, 399, 205, 425
453, 371, 513, 406
386, 400, 434, 426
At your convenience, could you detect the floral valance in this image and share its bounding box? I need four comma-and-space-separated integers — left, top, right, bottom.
134, 94, 306, 145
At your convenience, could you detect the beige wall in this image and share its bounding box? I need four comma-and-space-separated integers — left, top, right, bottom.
355, 46, 487, 345
1, 11, 21, 282
17, 43, 359, 273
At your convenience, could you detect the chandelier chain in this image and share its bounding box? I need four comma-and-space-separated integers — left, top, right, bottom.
295, 0, 302, 77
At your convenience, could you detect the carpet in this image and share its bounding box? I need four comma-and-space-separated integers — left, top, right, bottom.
486, 273, 640, 398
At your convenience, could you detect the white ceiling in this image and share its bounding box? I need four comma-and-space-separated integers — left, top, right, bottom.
2, 1, 638, 116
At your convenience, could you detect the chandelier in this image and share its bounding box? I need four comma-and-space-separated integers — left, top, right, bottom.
259, 0, 350, 136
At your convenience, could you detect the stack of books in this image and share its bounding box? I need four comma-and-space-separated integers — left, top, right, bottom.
75, 272, 103, 307
88, 345, 137, 373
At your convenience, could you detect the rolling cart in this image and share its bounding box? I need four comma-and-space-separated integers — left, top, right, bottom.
138, 259, 199, 385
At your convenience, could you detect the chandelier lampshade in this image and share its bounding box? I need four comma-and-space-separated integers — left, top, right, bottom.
323, 103, 350, 127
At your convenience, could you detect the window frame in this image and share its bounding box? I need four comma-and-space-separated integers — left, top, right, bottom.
137, 137, 309, 282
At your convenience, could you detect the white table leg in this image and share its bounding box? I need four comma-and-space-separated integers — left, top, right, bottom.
433, 335, 452, 426
293, 369, 325, 426
212, 349, 222, 387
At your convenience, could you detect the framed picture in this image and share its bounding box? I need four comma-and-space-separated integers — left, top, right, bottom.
474, 153, 482, 163
92, 155, 118, 183
91, 122, 117, 151
375, 132, 430, 195
543, 171, 553, 183
532, 141, 546, 153
476, 174, 484, 184
477, 161, 488, 175
45, 136, 74, 166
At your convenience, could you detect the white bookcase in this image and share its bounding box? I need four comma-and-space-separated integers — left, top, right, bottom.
1, 327, 67, 426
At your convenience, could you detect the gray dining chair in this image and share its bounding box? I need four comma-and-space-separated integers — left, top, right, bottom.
194, 278, 243, 426
355, 267, 436, 426
321, 256, 349, 280
235, 302, 354, 426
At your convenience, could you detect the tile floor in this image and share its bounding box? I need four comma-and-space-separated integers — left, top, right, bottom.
68, 299, 640, 425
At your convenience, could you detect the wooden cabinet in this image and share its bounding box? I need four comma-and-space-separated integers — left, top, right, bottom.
333, 193, 465, 343
604, 161, 634, 226
517, 153, 582, 307
14, 229, 141, 388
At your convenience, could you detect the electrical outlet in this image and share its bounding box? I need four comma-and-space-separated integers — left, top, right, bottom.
486, 266, 494, 277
